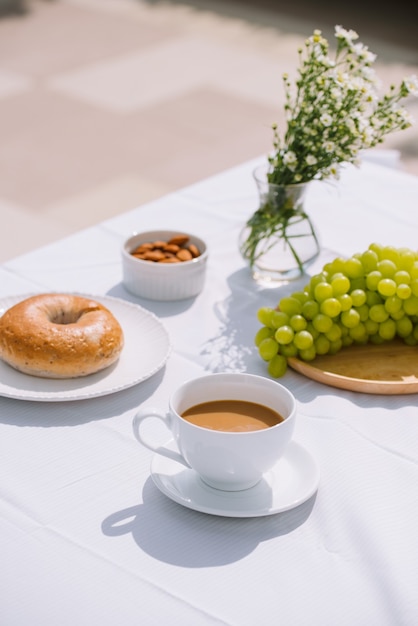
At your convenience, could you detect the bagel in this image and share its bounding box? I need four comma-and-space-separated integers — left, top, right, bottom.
0, 294, 124, 378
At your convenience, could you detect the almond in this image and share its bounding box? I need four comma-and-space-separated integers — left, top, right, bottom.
163, 243, 181, 253
168, 235, 189, 246
143, 250, 166, 261
159, 257, 181, 263
188, 244, 200, 258
176, 248, 193, 262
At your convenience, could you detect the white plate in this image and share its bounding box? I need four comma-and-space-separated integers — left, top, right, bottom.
0, 293, 171, 401
151, 440, 319, 518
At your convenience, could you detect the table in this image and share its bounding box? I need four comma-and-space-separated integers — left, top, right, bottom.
1, 155, 418, 625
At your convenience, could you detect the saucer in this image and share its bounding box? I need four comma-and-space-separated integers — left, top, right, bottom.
150, 440, 320, 518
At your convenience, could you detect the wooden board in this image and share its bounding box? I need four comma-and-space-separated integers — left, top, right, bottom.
288, 339, 418, 395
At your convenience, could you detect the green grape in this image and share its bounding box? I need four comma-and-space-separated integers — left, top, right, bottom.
411, 279, 418, 297
404, 296, 418, 316
306, 322, 320, 340
396, 316, 413, 338
377, 278, 397, 297
298, 346, 317, 361
279, 296, 302, 316
381, 246, 400, 265
349, 322, 367, 342
341, 335, 354, 347
258, 337, 279, 361
369, 304, 389, 323
292, 291, 310, 304
394, 270, 411, 285
322, 262, 333, 274
280, 342, 298, 357
344, 257, 364, 279
377, 259, 396, 278
308, 272, 328, 292
289, 314, 307, 331
330, 273, 350, 296
390, 309, 405, 321
398, 248, 416, 270
384, 295, 402, 315
366, 270, 382, 291
397, 284, 412, 300
257, 307, 275, 327
294, 330, 314, 350
341, 308, 361, 328
404, 334, 418, 346
414, 324, 418, 340
355, 304, 369, 322
360, 249, 378, 273
369, 333, 385, 344
327, 257, 347, 274
312, 313, 333, 333
366, 290, 383, 306
314, 282, 333, 302
302, 299, 319, 320
379, 319, 397, 341
320, 297, 342, 317
267, 354, 287, 378
410, 262, 418, 279
325, 323, 342, 342
254, 326, 274, 346
350, 289, 367, 307
275, 325, 294, 345
337, 293, 353, 311
339, 324, 349, 337
315, 334, 330, 355
368, 242, 384, 259
271, 310, 289, 329
329, 339, 343, 354
364, 319, 379, 335
349, 277, 367, 291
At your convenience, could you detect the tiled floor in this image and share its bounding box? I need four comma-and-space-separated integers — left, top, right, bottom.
1, 0, 417, 262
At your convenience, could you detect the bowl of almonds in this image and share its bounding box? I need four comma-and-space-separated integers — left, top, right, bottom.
121, 230, 208, 300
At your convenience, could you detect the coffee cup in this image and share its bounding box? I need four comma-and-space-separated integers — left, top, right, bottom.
132, 372, 296, 491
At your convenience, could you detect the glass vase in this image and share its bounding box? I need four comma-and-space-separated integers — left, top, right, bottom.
239, 164, 321, 285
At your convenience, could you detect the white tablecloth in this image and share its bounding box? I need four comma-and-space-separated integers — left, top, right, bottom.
1, 156, 418, 625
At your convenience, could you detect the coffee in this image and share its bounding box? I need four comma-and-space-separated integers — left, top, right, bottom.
181, 399, 284, 432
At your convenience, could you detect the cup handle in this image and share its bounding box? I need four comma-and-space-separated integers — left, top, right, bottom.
132, 407, 191, 468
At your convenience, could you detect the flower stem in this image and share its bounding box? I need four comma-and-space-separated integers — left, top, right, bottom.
241, 205, 318, 275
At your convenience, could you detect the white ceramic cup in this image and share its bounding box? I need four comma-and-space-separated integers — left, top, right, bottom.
132, 373, 296, 491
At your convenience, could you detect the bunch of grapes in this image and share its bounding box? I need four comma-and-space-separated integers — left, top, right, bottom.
255, 243, 418, 378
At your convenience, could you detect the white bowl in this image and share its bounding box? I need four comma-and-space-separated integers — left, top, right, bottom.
122, 230, 208, 301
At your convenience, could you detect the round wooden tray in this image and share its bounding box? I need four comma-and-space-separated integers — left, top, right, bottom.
288, 339, 418, 395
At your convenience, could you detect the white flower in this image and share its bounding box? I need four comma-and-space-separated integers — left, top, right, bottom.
397, 109, 413, 125
345, 118, 357, 133
283, 151, 297, 166
352, 43, 377, 64
360, 66, 378, 85
334, 71, 350, 87
335, 25, 358, 44
306, 155, 318, 166
320, 113, 333, 127
330, 87, 342, 101
403, 75, 418, 95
